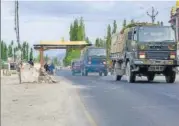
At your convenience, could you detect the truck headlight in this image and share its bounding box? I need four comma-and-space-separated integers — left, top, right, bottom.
170, 52, 176, 59
139, 52, 146, 59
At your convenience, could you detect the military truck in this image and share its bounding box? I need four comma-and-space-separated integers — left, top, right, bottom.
110, 23, 179, 83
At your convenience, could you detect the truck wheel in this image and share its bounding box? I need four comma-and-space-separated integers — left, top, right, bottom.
126, 62, 136, 83
165, 71, 176, 83
116, 75, 122, 81
147, 74, 155, 82
81, 69, 84, 76
72, 72, 75, 76
104, 71, 108, 76
99, 72, 102, 76
84, 69, 88, 76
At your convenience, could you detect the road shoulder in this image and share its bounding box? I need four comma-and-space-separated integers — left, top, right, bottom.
1, 75, 91, 126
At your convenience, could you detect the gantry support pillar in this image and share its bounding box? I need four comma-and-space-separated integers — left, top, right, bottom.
40, 47, 44, 68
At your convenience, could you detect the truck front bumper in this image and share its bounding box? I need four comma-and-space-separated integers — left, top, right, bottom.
85, 65, 107, 72
133, 59, 178, 66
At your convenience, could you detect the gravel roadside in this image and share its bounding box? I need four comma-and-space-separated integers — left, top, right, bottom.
1, 75, 91, 126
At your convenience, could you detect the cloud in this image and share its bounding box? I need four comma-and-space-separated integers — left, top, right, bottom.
87, 1, 116, 12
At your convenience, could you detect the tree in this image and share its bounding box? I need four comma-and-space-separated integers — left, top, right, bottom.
78, 17, 85, 40
45, 54, 49, 62
26, 42, 29, 61
73, 19, 79, 41
99, 38, 104, 48
112, 20, 117, 34
157, 21, 160, 25
85, 37, 90, 43
8, 44, 13, 57
161, 21, 164, 26
1, 41, 8, 61
4, 43, 8, 61
53, 57, 59, 65
123, 19, 127, 27
69, 24, 74, 41
106, 24, 112, 60
22, 42, 26, 60
61, 37, 65, 41
95, 38, 100, 47
131, 19, 134, 24
64, 17, 86, 66
29, 48, 33, 60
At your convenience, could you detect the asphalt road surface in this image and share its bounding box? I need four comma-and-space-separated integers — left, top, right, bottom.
57, 70, 179, 126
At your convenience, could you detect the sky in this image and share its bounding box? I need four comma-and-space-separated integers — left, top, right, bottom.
1, 0, 176, 57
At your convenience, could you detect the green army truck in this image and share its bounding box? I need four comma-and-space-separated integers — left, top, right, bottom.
110, 23, 179, 83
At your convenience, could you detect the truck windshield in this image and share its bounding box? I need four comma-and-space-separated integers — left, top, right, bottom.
88, 49, 106, 56
138, 27, 175, 42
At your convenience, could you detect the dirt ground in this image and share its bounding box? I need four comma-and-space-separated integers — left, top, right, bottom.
1, 75, 91, 126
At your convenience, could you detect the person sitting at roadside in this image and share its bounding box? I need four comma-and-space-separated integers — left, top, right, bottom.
28, 58, 34, 66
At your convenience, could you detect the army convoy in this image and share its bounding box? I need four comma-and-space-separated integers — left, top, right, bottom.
110, 23, 179, 83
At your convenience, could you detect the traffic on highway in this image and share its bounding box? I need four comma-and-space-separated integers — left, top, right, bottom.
1, 1, 179, 126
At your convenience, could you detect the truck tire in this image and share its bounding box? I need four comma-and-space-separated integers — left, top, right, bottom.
126, 62, 136, 83
99, 72, 102, 76
147, 74, 155, 82
81, 69, 84, 76
165, 71, 176, 83
104, 71, 108, 76
84, 69, 88, 76
116, 75, 122, 81
72, 72, 75, 76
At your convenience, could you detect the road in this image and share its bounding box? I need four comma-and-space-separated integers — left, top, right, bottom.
57, 70, 179, 126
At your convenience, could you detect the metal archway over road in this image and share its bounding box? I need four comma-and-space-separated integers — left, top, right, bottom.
33, 41, 91, 67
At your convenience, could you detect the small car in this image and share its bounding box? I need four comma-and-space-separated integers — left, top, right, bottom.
71, 60, 81, 75
80, 47, 108, 76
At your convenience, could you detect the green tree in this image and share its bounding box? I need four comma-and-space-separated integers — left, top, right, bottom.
161, 21, 164, 26
30, 48, 33, 60
1, 41, 4, 60
157, 21, 160, 25
123, 19, 127, 27
73, 19, 79, 41
78, 17, 85, 40
95, 38, 100, 47
131, 19, 134, 24
99, 38, 104, 48
64, 17, 86, 66
26, 42, 29, 61
53, 57, 59, 65
69, 24, 74, 41
106, 24, 112, 60
61, 37, 65, 41
8, 40, 14, 57
85, 37, 90, 43
22, 42, 26, 60
4, 43, 8, 61
45, 54, 49, 62
112, 20, 117, 34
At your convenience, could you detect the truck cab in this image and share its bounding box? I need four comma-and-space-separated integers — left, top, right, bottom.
111, 23, 179, 83
81, 47, 108, 76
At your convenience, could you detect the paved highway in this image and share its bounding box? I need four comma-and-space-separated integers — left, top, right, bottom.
57, 70, 179, 126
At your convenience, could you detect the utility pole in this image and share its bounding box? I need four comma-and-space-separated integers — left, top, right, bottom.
147, 6, 158, 23
14, 0, 22, 84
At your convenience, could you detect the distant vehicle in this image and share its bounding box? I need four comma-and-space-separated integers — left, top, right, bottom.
71, 60, 82, 75
80, 47, 108, 76
110, 22, 179, 83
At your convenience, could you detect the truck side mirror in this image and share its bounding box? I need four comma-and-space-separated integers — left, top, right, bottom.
128, 32, 132, 40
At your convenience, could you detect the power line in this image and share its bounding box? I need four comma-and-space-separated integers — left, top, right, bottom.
146, 6, 159, 23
